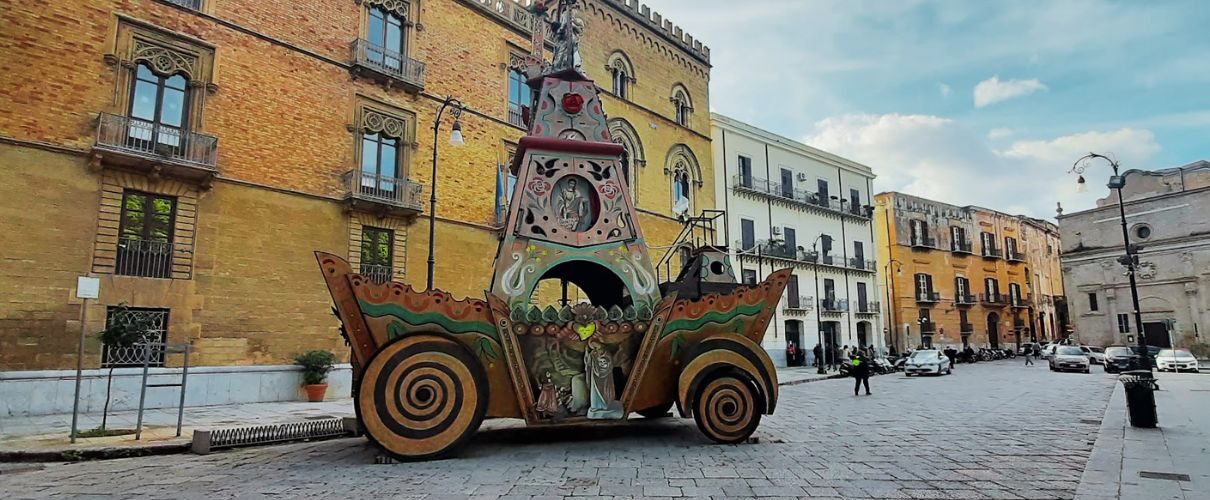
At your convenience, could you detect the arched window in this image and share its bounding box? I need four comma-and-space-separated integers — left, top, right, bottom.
606, 51, 635, 100
664, 144, 701, 216
608, 118, 644, 202
128, 62, 190, 150
670, 84, 693, 127
367, 5, 408, 68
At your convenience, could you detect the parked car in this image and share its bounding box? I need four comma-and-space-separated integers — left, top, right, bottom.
1131, 345, 1164, 367
1156, 349, 1199, 372
1102, 346, 1137, 373
1041, 344, 1060, 360
1049, 345, 1091, 373
1081, 346, 1105, 365
904, 349, 952, 376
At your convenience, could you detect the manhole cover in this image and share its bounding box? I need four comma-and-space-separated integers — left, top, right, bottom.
1139, 471, 1191, 482
1079, 418, 1101, 424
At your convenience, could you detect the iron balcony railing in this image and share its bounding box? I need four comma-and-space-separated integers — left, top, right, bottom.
1010, 293, 1031, 308
351, 39, 426, 89
508, 105, 525, 128
115, 237, 192, 279
784, 295, 814, 312
95, 113, 218, 169
910, 235, 938, 249
359, 263, 398, 285
847, 257, 877, 271
951, 240, 973, 254
343, 171, 424, 212
960, 322, 975, 334
916, 291, 941, 303
1007, 249, 1026, 262
854, 300, 880, 314
982, 243, 1002, 259
981, 292, 1008, 306
919, 321, 937, 334
955, 293, 977, 306
730, 175, 869, 220
820, 298, 848, 313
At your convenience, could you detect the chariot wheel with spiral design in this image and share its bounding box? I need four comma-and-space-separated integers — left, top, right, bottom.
355, 334, 488, 461
692, 373, 762, 444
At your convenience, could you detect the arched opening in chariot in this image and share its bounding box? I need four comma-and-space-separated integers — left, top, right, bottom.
527, 260, 632, 310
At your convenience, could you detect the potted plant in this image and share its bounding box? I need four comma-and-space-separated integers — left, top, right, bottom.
294, 350, 336, 402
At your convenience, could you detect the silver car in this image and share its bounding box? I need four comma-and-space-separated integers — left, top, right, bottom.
904, 349, 953, 376
1156, 349, 1199, 372
1049, 345, 1090, 373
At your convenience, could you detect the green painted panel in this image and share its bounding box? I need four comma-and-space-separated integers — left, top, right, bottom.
358, 300, 500, 341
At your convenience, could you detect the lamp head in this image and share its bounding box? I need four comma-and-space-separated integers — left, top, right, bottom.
449, 121, 465, 146
1075, 175, 1087, 193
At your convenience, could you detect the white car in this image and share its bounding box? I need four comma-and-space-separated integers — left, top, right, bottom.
1049, 345, 1090, 373
904, 349, 952, 376
1041, 344, 1059, 360
1156, 349, 1199, 372
1081, 346, 1105, 365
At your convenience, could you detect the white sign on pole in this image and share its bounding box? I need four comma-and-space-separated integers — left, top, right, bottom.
76, 276, 100, 299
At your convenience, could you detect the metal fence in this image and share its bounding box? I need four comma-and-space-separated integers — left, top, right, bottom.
359, 263, 396, 284
95, 113, 218, 168
731, 175, 867, 218
351, 39, 425, 88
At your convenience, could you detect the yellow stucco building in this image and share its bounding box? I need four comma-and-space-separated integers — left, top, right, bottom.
0, 0, 712, 413
875, 192, 1067, 351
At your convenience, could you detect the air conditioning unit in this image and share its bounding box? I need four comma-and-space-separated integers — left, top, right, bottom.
772, 227, 782, 236
796, 172, 809, 182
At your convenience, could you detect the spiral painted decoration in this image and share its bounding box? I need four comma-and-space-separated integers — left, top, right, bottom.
692, 375, 761, 444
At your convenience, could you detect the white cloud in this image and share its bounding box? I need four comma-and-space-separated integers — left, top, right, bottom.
939, 83, 952, 97
973, 76, 1048, 108
987, 127, 1014, 140
804, 114, 1161, 218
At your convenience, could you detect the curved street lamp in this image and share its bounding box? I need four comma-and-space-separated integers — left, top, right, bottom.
426, 96, 466, 291
1069, 152, 1150, 372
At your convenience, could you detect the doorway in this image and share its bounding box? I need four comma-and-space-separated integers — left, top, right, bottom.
987, 312, 1000, 349
1142, 322, 1172, 348
785, 320, 803, 366
857, 321, 870, 348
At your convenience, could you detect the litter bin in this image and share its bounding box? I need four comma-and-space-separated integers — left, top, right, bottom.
1119, 370, 1157, 428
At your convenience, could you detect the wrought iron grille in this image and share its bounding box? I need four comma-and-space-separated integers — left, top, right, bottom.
344, 171, 424, 210
95, 113, 218, 168
359, 263, 396, 284
351, 39, 426, 88
101, 308, 170, 368
116, 237, 192, 279
508, 105, 525, 127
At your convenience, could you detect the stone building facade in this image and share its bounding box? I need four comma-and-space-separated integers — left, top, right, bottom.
711, 114, 881, 366
0, 0, 712, 415
1058, 161, 1210, 350
875, 192, 1066, 352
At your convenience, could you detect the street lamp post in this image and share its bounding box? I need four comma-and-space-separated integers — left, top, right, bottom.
809, 234, 828, 374
1070, 152, 1150, 372
884, 259, 903, 353
426, 96, 466, 291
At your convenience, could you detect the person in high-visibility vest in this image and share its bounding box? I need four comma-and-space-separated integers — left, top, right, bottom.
851, 351, 871, 396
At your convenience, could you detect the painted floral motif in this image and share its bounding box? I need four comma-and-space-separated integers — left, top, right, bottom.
527, 178, 551, 196
598, 180, 621, 199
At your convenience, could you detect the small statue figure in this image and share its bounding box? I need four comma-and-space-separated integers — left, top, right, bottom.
551, 0, 583, 72
535, 371, 560, 417
586, 339, 624, 419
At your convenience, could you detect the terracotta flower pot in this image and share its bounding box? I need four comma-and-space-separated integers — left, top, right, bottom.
303, 383, 328, 402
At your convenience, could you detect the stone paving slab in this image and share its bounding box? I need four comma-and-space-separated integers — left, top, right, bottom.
1, 362, 1116, 499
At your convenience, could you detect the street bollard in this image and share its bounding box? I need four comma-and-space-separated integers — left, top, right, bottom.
1119, 370, 1157, 428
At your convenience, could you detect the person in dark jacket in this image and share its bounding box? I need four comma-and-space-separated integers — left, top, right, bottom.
813, 343, 823, 368
851, 352, 871, 396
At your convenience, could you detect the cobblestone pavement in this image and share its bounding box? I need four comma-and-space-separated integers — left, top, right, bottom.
1, 361, 1117, 499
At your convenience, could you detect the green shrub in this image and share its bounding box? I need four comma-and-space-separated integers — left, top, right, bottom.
294, 350, 336, 385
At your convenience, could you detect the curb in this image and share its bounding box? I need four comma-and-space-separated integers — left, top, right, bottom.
778, 373, 847, 387
0, 442, 190, 463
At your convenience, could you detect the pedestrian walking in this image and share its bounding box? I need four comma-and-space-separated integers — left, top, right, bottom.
1025, 349, 1034, 365
851, 351, 871, 396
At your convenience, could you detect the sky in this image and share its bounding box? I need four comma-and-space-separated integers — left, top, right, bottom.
651, 0, 1210, 219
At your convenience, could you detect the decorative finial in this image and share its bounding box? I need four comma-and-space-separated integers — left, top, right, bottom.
1055, 201, 1063, 217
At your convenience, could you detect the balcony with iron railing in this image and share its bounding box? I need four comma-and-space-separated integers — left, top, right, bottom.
910, 234, 938, 250
960, 322, 974, 334
359, 263, 399, 285
854, 300, 880, 314
955, 293, 977, 306
951, 239, 973, 255
93, 113, 218, 182
735, 240, 875, 274
915, 291, 941, 303
820, 298, 848, 314
113, 237, 194, 279
981, 292, 1008, 307
350, 39, 425, 91
1006, 249, 1026, 262
1010, 293, 1031, 309
343, 171, 424, 215
981, 243, 1002, 259
730, 175, 869, 220
508, 104, 526, 128
784, 295, 814, 314
919, 321, 937, 334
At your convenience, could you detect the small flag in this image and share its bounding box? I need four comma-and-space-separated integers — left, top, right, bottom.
495, 160, 507, 222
